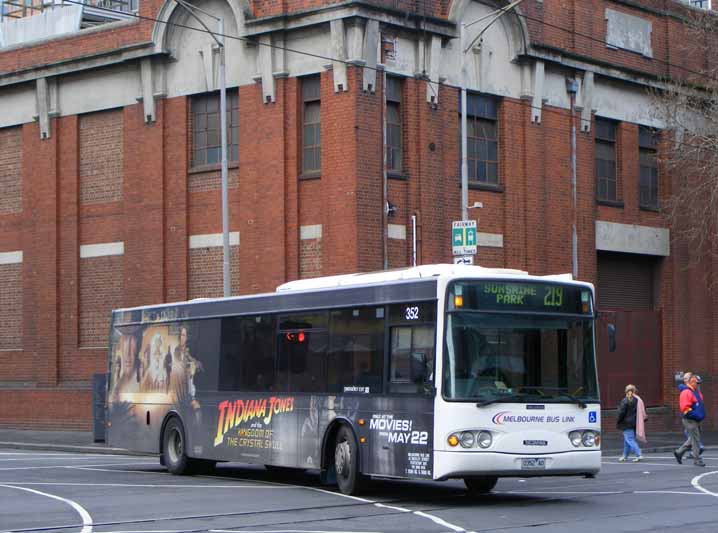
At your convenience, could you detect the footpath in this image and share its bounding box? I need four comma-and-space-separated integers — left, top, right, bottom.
1, 428, 718, 456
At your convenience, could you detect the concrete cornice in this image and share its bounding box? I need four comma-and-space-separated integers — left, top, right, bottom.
0, 42, 168, 88
243, 1, 456, 38
525, 45, 671, 91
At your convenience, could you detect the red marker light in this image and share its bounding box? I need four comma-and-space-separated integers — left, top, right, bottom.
298, 331, 306, 343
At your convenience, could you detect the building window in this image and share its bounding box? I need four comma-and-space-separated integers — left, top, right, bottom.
595, 118, 618, 202
302, 76, 321, 176
386, 76, 402, 175
684, 0, 711, 10
461, 93, 499, 186
191, 91, 239, 169
639, 126, 659, 209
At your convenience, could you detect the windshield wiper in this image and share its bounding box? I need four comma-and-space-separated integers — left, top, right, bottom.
556, 393, 587, 409
475, 394, 540, 407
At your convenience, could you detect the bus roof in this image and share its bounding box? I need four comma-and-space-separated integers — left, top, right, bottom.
276, 264, 585, 292
112, 264, 593, 316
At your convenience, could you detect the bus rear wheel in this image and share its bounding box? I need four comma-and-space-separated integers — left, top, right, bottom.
464, 476, 498, 494
163, 417, 190, 475
334, 425, 366, 495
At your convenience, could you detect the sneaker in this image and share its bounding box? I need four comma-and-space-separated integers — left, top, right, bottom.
673, 450, 683, 465
694, 460, 706, 467
632, 456, 642, 462
618, 456, 626, 462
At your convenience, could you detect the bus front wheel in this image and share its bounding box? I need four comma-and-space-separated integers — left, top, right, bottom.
464, 476, 498, 494
334, 425, 366, 495
163, 417, 190, 475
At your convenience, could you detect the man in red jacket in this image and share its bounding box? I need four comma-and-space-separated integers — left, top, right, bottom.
674, 373, 706, 467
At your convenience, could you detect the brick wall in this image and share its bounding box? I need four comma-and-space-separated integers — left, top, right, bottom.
0, 264, 22, 350
80, 109, 124, 204
299, 238, 322, 278
0, 126, 22, 215
79, 255, 124, 348
188, 246, 240, 298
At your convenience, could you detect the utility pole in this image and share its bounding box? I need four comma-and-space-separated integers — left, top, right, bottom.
566, 78, 579, 280
174, 0, 231, 297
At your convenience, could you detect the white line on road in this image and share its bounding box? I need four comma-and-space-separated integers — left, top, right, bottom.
211, 530, 381, 533
0, 461, 154, 471
691, 470, 718, 497
0, 482, 304, 488
413, 510, 465, 532
306, 486, 470, 532
0, 484, 93, 533
635, 490, 710, 496
374, 502, 411, 513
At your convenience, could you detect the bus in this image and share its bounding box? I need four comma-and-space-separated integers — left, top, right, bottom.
106, 264, 601, 495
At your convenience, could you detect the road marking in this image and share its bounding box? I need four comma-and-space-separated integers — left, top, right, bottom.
602, 461, 688, 467
307, 486, 470, 532
501, 490, 622, 495
691, 470, 718, 497
413, 510, 465, 532
0, 482, 304, 488
0, 461, 154, 471
211, 530, 381, 533
635, 490, 710, 496
71, 467, 163, 474
0, 484, 93, 533
374, 502, 411, 513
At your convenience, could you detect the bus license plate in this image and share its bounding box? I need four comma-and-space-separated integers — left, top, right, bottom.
521, 458, 546, 470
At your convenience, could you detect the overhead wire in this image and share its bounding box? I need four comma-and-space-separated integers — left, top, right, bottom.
37, 0, 718, 154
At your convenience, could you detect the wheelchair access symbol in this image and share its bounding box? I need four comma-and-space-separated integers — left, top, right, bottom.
588, 411, 597, 424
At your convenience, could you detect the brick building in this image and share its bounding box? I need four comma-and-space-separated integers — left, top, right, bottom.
1, 0, 717, 431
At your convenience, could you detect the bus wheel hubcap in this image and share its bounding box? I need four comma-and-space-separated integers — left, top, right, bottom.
169, 430, 182, 463
335, 441, 350, 477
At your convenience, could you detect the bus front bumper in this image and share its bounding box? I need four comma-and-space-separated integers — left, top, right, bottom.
433, 449, 601, 480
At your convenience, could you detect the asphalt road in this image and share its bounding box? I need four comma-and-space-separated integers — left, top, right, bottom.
1, 449, 717, 533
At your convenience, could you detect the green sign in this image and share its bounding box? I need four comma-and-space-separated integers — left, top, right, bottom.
452, 220, 477, 256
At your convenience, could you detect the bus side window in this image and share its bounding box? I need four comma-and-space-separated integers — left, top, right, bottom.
277, 313, 328, 393
328, 307, 384, 394
389, 325, 435, 394
235, 315, 276, 392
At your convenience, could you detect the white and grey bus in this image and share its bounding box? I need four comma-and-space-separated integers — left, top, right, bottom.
107, 264, 601, 495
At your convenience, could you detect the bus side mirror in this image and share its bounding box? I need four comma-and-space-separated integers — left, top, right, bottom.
607, 324, 616, 353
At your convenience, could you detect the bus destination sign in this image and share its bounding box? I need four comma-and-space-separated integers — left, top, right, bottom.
449, 281, 592, 315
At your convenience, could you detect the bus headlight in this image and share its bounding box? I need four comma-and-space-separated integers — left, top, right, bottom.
582, 431, 596, 447
460, 431, 475, 448
477, 431, 492, 448
569, 431, 583, 447
448, 434, 459, 447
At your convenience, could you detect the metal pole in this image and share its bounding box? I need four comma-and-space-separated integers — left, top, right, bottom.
219, 17, 230, 297
567, 78, 579, 279
460, 23, 469, 222
173, 1, 230, 296
412, 214, 417, 267
382, 69, 388, 270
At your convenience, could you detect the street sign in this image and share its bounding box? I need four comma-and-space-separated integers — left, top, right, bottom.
452, 220, 477, 256
453, 255, 474, 265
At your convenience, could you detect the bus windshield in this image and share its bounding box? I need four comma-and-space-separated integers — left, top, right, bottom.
443, 312, 599, 403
